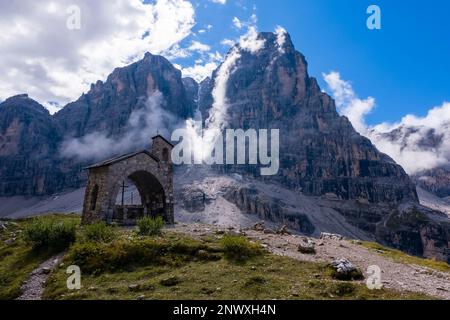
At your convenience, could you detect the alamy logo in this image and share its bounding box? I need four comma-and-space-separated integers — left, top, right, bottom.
66, 265, 81, 290
366, 265, 383, 290
171, 124, 280, 176
66, 5, 81, 30
367, 5, 382, 30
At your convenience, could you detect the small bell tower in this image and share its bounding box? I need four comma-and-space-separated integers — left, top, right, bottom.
151, 134, 173, 164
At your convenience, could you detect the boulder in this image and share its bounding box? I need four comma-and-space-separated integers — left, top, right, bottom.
277, 225, 291, 235
252, 222, 265, 232
329, 258, 364, 281
298, 239, 316, 254
320, 233, 344, 241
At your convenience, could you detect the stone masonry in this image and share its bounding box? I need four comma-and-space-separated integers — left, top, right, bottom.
81, 135, 174, 225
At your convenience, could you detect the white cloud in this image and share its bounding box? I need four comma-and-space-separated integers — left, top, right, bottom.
274, 26, 287, 53
181, 62, 218, 82
221, 38, 235, 47
238, 26, 265, 54
180, 50, 223, 82
188, 41, 211, 52
208, 51, 224, 62
219, 14, 263, 53
61, 91, 181, 160
324, 71, 450, 174
181, 24, 265, 160
323, 71, 375, 133
210, 0, 226, 4
0, 0, 195, 112
231, 13, 258, 31
162, 44, 191, 60
233, 17, 243, 29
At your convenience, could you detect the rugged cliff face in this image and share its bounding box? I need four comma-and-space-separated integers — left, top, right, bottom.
414, 167, 450, 199
193, 31, 449, 262
0, 53, 196, 196
54, 53, 194, 138
199, 32, 417, 204
0, 95, 63, 195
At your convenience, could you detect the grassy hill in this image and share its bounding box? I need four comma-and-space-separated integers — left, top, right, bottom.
0, 214, 439, 300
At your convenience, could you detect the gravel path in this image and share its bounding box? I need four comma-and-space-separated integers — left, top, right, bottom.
174, 223, 450, 300
17, 253, 64, 300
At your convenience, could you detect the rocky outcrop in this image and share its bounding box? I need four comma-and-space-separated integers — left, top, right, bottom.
375, 206, 450, 263
182, 77, 199, 113
413, 167, 450, 199
180, 185, 209, 213
224, 185, 315, 235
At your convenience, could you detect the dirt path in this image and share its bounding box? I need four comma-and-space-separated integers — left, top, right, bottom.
174, 223, 450, 300
17, 253, 64, 300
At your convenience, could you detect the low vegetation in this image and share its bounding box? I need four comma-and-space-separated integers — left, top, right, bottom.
220, 235, 263, 262
44, 247, 431, 300
81, 222, 116, 243
0, 214, 436, 300
361, 241, 450, 273
0, 214, 79, 299
137, 216, 165, 236
67, 234, 220, 275
23, 216, 77, 251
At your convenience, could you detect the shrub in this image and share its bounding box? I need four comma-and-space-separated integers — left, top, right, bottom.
23, 217, 76, 250
220, 235, 262, 262
82, 222, 116, 243
137, 216, 165, 236
67, 237, 217, 274
68, 240, 163, 274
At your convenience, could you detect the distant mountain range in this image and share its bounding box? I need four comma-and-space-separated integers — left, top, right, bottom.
0, 30, 449, 262
374, 125, 450, 199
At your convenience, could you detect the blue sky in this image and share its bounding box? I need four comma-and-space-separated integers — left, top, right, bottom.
170, 0, 450, 125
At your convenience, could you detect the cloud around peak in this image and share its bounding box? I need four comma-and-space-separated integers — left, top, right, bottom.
324, 71, 450, 174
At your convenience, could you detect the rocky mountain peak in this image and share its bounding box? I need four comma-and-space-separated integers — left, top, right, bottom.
199, 30, 417, 204
1, 94, 50, 116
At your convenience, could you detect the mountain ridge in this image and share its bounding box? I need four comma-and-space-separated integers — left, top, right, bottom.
0, 30, 449, 262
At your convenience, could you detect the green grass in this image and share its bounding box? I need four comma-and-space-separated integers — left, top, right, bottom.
0, 214, 437, 300
66, 232, 220, 275
43, 229, 431, 300
0, 214, 79, 299
81, 222, 117, 243
361, 241, 450, 273
44, 249, 431, 300
220, 235, 263, 262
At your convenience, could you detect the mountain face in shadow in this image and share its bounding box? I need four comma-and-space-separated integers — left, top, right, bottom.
0, 31, 448, 262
